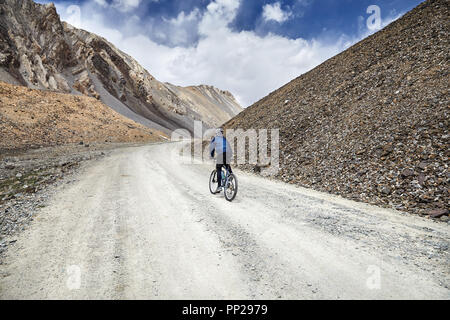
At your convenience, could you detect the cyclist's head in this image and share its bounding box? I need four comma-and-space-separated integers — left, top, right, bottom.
216, 128, 224, 136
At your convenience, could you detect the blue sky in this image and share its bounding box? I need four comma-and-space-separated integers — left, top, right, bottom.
232, 0, 422, 38
37, 0, 424, 106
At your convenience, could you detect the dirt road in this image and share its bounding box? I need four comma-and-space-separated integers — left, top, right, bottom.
0, 143, 448, 299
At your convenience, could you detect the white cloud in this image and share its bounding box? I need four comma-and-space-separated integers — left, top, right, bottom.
159, 9, 201, 46
92, 0, 143, 12
262, 2, 292, 23
164, 9, 201, 26
112, 0, 142, 12
197, 0, 240, 37
51, 0, 400, 107
93, 0, 107, 8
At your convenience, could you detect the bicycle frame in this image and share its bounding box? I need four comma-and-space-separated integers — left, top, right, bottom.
220, 167, 232, 187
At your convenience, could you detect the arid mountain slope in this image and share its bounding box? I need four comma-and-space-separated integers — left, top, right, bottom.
226, 0, 449, 217
0, 0, 242, 135
165, 83, 243, 128
0, 81, 165, 150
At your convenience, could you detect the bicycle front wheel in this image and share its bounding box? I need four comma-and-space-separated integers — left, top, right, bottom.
224, 174, 238, 202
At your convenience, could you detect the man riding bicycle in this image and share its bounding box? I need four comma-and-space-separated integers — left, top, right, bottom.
210, 128, 233, 193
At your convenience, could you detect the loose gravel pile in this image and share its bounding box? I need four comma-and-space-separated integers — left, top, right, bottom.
225, 0, 449, 218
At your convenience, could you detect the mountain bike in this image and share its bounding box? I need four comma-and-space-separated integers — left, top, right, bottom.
209, 166, 238, 202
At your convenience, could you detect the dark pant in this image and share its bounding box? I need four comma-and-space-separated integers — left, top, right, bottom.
216, 152, 232, 187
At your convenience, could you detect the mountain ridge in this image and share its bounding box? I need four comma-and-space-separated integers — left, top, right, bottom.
0, 0, 242, 135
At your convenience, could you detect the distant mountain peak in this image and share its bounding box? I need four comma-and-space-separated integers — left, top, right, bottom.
0, 0, 242, 134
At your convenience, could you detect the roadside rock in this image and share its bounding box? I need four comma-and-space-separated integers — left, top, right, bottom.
429, 209, 449, 219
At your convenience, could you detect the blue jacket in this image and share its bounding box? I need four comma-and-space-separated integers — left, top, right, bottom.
210, 135, 232, 158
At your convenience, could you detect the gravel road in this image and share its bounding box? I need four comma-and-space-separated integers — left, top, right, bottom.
0, 143, 448, 299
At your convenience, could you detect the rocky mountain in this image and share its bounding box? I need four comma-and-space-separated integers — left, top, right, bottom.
225, 0, 449, 218
0, 0, 242, 135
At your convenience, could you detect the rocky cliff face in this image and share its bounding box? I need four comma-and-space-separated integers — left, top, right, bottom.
226, 0, 449, 218
0, 0, 242, 135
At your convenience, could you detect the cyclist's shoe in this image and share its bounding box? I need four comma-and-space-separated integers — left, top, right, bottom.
216, 187, 223, 193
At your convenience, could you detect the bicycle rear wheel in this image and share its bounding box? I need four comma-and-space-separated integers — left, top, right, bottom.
224, 173, 238, 202
209, 170, 219, 194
